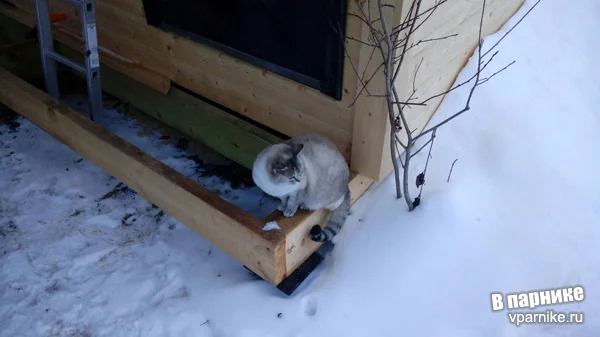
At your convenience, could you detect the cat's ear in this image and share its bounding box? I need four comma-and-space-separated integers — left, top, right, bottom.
290, 143, 304, 157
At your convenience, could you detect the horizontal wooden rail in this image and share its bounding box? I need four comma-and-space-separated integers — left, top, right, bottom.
0, 66, 374, 286
0, 66, 284, 283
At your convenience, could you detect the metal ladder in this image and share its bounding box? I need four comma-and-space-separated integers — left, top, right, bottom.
34, 0, 102, 120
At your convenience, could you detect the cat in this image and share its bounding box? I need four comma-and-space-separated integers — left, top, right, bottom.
252, 134, 350, 242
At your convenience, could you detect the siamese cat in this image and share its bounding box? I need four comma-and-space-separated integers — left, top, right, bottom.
252, 134, 350, 242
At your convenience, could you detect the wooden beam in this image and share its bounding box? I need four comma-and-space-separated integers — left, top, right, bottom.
278, 174, 374, 275
350, 0, 403, 181
57, 28, 172, 95
0, 14, 375, 287
0, 66, 375, 286
56, 45, 283, 169
0, 66, 282, 284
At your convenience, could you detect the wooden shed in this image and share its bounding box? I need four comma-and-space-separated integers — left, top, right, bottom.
0, 0, 524, 292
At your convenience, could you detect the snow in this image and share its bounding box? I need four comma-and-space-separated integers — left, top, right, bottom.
1, 0, 600, 336
262, 221, 281, 231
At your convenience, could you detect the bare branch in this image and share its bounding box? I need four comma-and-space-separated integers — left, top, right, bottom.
415, 50, 499, 105
391, 0, 422, 84
343, 45, 361, 91
359, 46, 378, 88
397, 145, 406, 169
393, 101, 426, 106
395, 0, 419, 35
393, 0, 449, 36
406, 33, 458, 52
464, 0, 486, 106
378, 0, 405, 199
477, 60, 515, 85
394, 133, 407, 149
410, 136, 434, 159
414, 0, 487, 142
411, 58, 424, 98
345, 0, 532, 211
348, 12, 374, 28
347, 61, 384, 108
482, 0, 542, 58
346, 35, 379, 47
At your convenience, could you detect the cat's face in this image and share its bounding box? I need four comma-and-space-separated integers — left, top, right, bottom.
268, 143, 304, 185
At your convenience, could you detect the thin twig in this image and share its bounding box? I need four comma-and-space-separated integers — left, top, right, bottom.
414, 0, 487, 142
345, 0, 532, 211
393, 101, 426, 106
397, 145, 406, 169
410, 136, 434, 158
394, 133, 407, 149
405, 33, 458, 53
392, 0, 448, 36
416, 50, 499, 106
348, 61, 384, 108
482, 0, 542, 58
391, 0, 422, 84
447, 159, 458, 182
477, 60, 515, 85
346, 35, 379, 47
412, 58, 424, 94
359, 45, 378, 90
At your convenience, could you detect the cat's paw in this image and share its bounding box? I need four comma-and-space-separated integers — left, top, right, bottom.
277, 202, 285, 212
282, 207, 297, 218
299, 203, 310, 210
310, 225, 327, 242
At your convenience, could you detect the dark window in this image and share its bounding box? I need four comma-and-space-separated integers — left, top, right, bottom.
142, 0, 347, 100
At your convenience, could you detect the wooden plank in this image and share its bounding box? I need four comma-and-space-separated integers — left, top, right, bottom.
350, 0, 403, 180
101, 0, 146, 19
0, 66, 284, 285
0, 6, 172, 94
0, 11, 282, 169
273, 174, 374, 277
0, 11, 378, 286
56, 28, 172, 95
0, 63, 375, 286
0, 12, 41, 81
55, 44, 282, 169
92, 24, 355, 157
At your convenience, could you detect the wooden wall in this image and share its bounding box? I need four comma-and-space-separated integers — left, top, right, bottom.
0, 0, 524, 180
0, 0, 361, 158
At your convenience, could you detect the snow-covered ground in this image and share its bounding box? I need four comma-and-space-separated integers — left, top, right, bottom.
1, 0, 599, 336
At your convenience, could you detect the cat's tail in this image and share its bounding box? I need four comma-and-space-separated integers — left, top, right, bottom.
310, 188, 350, 242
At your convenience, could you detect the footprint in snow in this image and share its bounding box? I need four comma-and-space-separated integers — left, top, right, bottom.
302, 297, 318, 317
